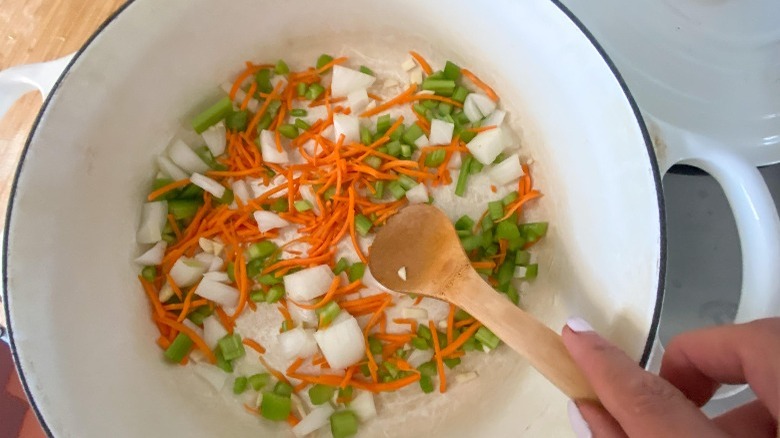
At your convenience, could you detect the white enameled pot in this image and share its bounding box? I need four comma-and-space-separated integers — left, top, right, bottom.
0, 0, 777, 437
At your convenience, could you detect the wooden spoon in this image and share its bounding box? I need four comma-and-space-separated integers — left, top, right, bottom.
368, 204, 598, 402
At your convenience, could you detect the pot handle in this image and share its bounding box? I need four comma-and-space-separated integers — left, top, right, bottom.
0, 54, 72, 342
646, 118, 780, 402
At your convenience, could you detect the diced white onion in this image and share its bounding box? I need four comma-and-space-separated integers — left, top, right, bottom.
405, 184, 428, 204
183, 319, 203, 338
203, 316, 228, 349
158, 282, 174, 302
401, 307, 428, 320
397, 266, 407, 281
198, 237, 224, 255
259, 129, 290, 163
347, 89, 370, 114
474, 94, 497, 117
253, 210, 290, 233
231, 180, 252, 204
429, 119, 454, 145
488, 153, 524, 185
279, 327, 319, 359
292, 404, 335, 438
288, 301, 318, 326
297, 106, 328, 126
448, 151, 463, 169
203, 271, 230, 283
350, 391, 377, 422
409, 67, 423, 85
463, 94, 483, 122
414, 134, 430, 148
134, 241, 167, 265
194, 252, 222, 272
514, 265, 528, 278
190, 173, 226, 198
194, 278, 239, 308
466, 128, 505, 165
331, 65, 376, 98
482, 109, 506, 128
299, 185, 320, 215
455, 371, 479, 384
202, 121, 227, 156
136, 201, 168, 244
193, 362, 227, 391
406, 348, 434, 368
284, 265, 335, 301
401, 57, 417, 71
333, 114, 360, 144
361, 267, 393, 293
384, 78, 399, 88
314, 316, 365, 369
170, 257, 207, 287
168, 139, 210, 174
156, 156, 189, 181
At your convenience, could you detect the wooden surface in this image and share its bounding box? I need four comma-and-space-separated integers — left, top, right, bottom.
0, 1, 125, 436
0, 0, 126, 229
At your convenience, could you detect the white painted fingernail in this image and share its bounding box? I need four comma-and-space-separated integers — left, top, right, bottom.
566, 316, 594, 333
568, 400, 592, 438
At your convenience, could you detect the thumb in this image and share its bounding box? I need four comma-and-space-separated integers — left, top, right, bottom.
562, 317, 727, 438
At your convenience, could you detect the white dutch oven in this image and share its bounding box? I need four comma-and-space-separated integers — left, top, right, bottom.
0, 0, 777, 436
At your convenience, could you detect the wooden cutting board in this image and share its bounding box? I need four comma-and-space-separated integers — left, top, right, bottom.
0, 0, 126, 228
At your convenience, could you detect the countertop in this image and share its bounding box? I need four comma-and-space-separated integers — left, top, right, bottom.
0, 1, 125, 436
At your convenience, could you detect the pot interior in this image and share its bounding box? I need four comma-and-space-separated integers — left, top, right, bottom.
4, 0, 662, 436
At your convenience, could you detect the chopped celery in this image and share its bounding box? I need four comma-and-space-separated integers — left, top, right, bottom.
401, 123, 424, 145
454, 156, 473, 197
218, 334, 245, 361
316, 301, 341, 326
386, 140, 402, 157
515, 250, 531, 266
248, 373, 270, 391
460, 130, 477, 143
274, 381, 294, 397
233, 376, 248, 394
443, 61, 461, 80
376, 115, 393, 134
261, 392, 292, 421
364, 155, 382, 169
387, 181, 406, 200
348, 263, 366, 282
168, 199, 202, 220
475, 327, 500, 349
495, 220, 521, 240
248, 241, 277, 260
425, 149, 447, 167
296, 82, 307, 97
488, 201, 504, 221
309, 384, 336, 405
192, 97, 233, 134
141, 266, 157, 282
451, 86, 469, 103
164, 333, 193, 363
305, 83, 325, 100
373, 181, 385, 199
275, 59, 290, 75
360, 126, 373, 146
502, 191, 519, 206
266, 285, 285, 303
294, 200, 313, 212
278, 124, 299, 139
226, 110, 249, 131
524, 264, 539, 281
354, 214, 373, 236
359, 65, 374, 76
330, 411, 359, 438
316, 54, 334, 71
258, 273, 282, 285
295, 118, 311, 131
455, 215, 475, 231
255, 69, 273, 93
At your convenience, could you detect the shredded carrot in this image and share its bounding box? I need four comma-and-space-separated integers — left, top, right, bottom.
139, 276, 165, 318
257, 355, 290, 384
147, 178, 190, 201
392, 318, 418, 334
499, 190, 543, 221
242, 338, 266, 354
429, 320, 446, 393
454, 318, 476, 329
277, 305, 294, 330
447, 305, 456, 345
316, 56, 348, 74
490, 185, 497, 193
440, 321, 483, 357
360, 84, 417, 117
177, 282, 199, 323
286, 414, 300, 427
461, 68, 499, 102
340, 366, 355, 388
286, 357, 304, 375
470, 260, 496, 270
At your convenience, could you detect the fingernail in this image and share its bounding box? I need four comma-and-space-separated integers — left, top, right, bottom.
567, 400, 592, 438
566, 316, 594, 333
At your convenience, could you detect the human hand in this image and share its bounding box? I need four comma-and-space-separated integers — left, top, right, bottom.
561, 317, 780, 437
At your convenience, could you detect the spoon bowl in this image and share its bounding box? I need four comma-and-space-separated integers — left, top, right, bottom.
369, 204, 599, 402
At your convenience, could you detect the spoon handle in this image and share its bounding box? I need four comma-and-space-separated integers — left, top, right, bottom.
452, 269, 599, 402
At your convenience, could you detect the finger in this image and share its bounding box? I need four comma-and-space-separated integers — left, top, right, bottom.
713, 400, 777, 438
562, 317, 727, 438
660, 318, 780, 412
572, 400, 627, 438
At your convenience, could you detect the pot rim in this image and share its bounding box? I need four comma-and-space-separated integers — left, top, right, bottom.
2, 0, 666, 434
